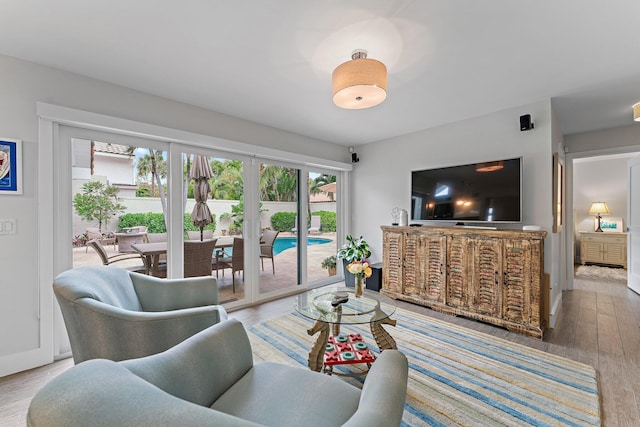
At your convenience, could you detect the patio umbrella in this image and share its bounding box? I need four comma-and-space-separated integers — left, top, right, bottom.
189, 155, 213, 241
319, 182, 336, 199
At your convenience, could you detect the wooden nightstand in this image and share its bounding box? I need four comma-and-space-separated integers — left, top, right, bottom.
580, 232, 627, 269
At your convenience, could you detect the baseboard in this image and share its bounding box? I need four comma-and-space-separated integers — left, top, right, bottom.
549, 291, 563, 329
0, 348, 53, 377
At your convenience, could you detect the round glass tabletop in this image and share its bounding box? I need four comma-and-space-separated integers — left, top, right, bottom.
294, 287, 396, 325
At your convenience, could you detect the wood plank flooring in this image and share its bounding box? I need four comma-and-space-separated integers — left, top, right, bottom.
1, 275, 639, 426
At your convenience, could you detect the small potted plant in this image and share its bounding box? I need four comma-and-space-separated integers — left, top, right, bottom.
321, 255, 337, 276
337, 235, 371, 287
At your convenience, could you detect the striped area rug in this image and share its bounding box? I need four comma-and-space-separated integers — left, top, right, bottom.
247, 308, 601, 426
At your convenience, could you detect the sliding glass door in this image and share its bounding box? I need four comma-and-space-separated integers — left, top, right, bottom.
307, 169, 338, 283
62, 128, 343, 310
67, 130, 169, 273
179, 147, 247, 305
257, 162, 300, 295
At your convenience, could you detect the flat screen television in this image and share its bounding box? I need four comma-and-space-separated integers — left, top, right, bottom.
411, 157, 522, 224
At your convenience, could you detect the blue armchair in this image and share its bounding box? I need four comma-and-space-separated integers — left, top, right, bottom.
54, 265, 228, 363
28, 319, 408, 427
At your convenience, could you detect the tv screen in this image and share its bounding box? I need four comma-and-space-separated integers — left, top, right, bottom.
411, 157, 522, 223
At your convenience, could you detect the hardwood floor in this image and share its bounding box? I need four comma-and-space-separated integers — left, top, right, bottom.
1, 275, 639, 426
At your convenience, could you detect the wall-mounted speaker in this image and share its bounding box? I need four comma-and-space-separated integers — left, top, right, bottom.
520, 114, 534, 131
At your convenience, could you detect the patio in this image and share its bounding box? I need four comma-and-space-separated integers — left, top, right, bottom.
73, 232, 338, 304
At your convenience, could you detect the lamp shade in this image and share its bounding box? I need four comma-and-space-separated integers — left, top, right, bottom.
332, 51, 387, 109
588, 202, 610, 215
634, 103, 640, 122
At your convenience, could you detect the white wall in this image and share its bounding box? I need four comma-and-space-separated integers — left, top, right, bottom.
564, 125, 640, 153
0, 53, 346, 374
94, 153, 135, 185
350, 100, 563, 325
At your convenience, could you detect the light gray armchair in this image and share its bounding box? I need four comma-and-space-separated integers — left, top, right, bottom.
54, 265, 228, 364
28, 319, 408, 427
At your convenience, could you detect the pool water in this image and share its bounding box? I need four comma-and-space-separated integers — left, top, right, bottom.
273, 237, 332, 255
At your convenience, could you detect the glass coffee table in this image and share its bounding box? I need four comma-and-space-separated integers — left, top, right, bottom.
294, 287, 397, 376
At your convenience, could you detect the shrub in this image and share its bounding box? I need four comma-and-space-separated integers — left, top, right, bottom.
270, 211, 336, 232
315, 211, 336, 232
119, 213, 166, 232
118, 212, 216, 234
270, 211, 297, 231
183, 213, 217, 233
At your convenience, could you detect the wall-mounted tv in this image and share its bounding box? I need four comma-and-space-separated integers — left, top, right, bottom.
411, 157, 522, 223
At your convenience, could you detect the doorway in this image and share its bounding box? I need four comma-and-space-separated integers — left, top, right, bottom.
567, 151, 640, 290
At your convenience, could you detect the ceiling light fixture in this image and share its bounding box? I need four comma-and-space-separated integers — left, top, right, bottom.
332, 50, 387, 109
633, 102, 640, 122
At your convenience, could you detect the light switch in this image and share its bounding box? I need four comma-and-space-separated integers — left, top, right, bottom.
0, 219, 16, 235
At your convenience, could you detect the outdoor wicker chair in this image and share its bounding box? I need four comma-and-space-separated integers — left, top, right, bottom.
260, 230, 279, 274
215, 238, 244, 292
184, 239, 217, 278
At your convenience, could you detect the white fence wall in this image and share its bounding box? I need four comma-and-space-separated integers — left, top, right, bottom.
73, 198, 336, 237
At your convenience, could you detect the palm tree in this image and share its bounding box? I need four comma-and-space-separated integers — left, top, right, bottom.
211, 159, 243, 200
135, 151, 167, 198
136, 155, 153, 188
259, 165, 297, 201
149, 150, 167, 220
276, 171, 297, 202
183, 154, 192, 212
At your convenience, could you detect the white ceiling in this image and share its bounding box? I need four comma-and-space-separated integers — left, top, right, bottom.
1, 0, 639, 146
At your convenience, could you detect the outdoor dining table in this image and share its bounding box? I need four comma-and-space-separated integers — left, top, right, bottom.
131, 237, 235, 277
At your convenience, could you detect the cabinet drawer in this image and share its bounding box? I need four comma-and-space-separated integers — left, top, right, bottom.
603, 236, 626, 244
582, 234, 626, 244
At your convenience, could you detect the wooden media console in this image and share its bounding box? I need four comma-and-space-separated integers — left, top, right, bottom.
381, 226, 548, 339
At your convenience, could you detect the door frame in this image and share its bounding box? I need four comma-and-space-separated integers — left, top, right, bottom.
627, 156, 640, 294
565, 145, 640, 291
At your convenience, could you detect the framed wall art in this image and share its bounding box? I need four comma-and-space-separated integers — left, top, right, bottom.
0, 138, 23, 195
597, 217, 623, 233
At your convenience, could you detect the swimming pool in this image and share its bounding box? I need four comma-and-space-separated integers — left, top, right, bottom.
273, 236, 332, 255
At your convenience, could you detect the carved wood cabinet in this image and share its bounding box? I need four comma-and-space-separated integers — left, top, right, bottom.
381, 226, 548, 338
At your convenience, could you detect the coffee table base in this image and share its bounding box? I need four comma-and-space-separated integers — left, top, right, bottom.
306, 318, 397, 375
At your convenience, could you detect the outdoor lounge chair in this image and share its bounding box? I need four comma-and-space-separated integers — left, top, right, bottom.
28, 319, 408, 427
85, 227, 115, 252
308, 215, 321, 234
87, 239, 147, 273
260, 229, 279, 274
291, 216, 322, 234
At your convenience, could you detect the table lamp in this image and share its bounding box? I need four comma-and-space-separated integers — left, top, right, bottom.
588, 202, 610, 232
